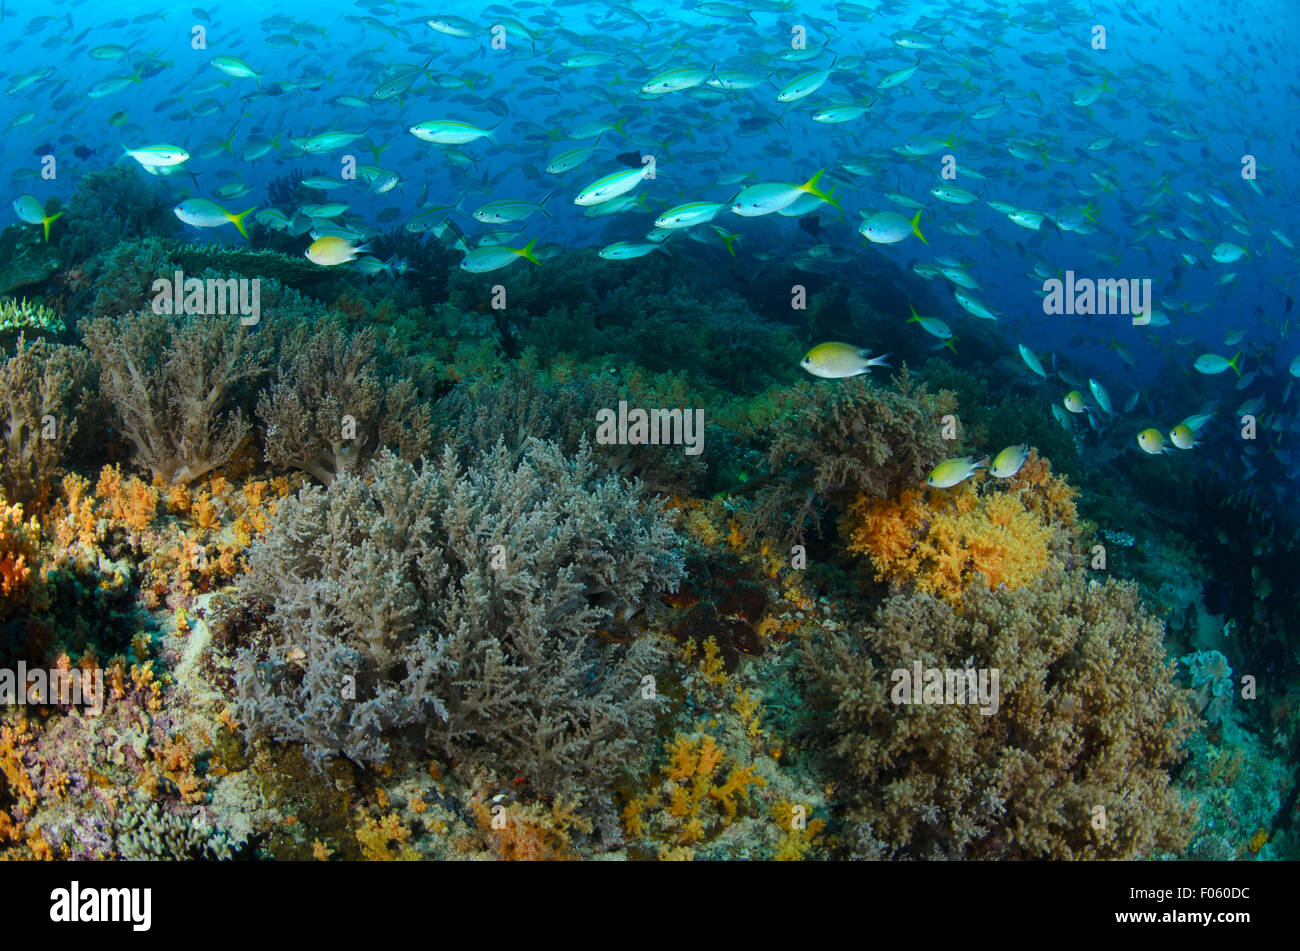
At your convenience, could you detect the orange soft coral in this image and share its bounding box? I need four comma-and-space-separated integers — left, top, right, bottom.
0, 499, 40, 604
844, 450, 1077, 600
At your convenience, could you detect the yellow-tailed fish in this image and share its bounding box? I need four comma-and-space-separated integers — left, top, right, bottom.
173, 199, 256, 238
12, 194, 62, 242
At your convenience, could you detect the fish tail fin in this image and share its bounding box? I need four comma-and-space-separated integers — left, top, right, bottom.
42, 210, 62, 243
610, 116, 629, 137
717, 230, 738, 256
800, 168, 841, 209
944, 337, 958, 354
974, 455, 990, 469
228, 207, 256, 239
910, 210, 928, 244
1230, 351, 1242, 376
517, 237, 541, 266
907, 303, 920, 322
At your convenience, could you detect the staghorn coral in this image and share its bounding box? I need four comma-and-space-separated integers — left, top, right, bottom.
802, 568, 1198, 859
82, 309, 269, 485
753, 369, 957, 545
228, 440, 683, 816
0, 335, 95, 512
0, 297, 65, 335
842, 450, 1079, 599
257, 318, 432, 484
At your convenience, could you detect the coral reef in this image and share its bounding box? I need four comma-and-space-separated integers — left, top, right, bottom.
0, 335, 95, 512
842, 449, 1079, 598
82, 310, 269, 485
802, 568, 1198, 859
257, 319, 432, 484
0, 297, 65, 336
753, 369, 958, 544
0, 225, 61, 297
228, 441, 683, 816
58, 166, 177, 264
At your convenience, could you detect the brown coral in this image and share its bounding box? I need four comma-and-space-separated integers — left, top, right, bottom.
803, 568, 1198, 859
752, 368, 958, 544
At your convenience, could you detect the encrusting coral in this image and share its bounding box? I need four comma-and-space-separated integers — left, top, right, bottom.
227, 440, 683, 818
802, 568, 1198, 859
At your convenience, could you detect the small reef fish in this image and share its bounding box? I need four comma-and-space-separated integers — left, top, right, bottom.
800, 343, 891, 379
926, 456, 987, 489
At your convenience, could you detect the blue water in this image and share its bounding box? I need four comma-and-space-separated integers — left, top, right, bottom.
2, 0, 1298, 490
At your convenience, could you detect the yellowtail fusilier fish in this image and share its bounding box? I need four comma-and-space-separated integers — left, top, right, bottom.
906, 304, 955, 352
459, 238, 542, 273
574, 166, 655, 206
654, 202, 726, 229
122, 144, 190, 168
599, 242, 665, 260
860, 210, 926, 244
408, 119, 496, 145
174, 199, 256, 239
473, 195, 552, 224
12, 194, 62, 242
641, 65, 712, 96
732, 170, 839, 217
1194, 352, 1242, 376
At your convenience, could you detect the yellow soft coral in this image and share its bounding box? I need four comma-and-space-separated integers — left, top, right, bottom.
0, 499, 40, 604
844, 451, 1076, 600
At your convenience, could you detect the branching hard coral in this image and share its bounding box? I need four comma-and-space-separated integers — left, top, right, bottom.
752, 369, 958, 545
0, 298, 65, 335
0, 335, 94, 512
228, 440, 683, 816
113, 799, 242, 860
257, 318, 432, 484
82, 310, 269, 485
842, 451, 1079, 599
802, 568, 1198, 859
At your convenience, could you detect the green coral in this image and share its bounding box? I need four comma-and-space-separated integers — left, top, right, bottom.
0, 298, 65, 335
